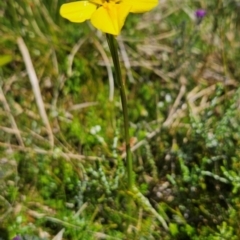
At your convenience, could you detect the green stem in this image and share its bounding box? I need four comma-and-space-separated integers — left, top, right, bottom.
106, 34, 168, 230
106, 34, 134, 190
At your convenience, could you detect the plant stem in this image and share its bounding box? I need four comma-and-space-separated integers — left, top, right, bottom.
106, 34, 168, 230
106, 34, 134, 190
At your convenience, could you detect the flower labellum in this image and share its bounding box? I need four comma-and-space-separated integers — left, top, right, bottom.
60, 0, 158, 35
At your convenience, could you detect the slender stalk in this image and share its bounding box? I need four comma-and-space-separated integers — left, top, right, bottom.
106, 34, 168, 230
106, 34, 134, 190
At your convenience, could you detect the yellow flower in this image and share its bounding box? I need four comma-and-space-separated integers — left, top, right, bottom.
60, 0, 158, 35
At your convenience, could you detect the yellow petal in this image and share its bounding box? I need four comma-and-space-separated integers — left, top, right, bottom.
60, 1, 97, 22
122, 0, 158, 13
90, 0, 104, 5
91, 2, 131, 35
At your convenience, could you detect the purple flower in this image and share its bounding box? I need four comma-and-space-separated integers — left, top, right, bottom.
12, 236, 22, 240
195, 9, 207, 19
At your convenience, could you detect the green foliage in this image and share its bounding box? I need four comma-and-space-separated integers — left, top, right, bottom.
1, 0, 240, 239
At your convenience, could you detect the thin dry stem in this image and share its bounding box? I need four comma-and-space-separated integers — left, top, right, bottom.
0, 142, 102, 162
92, 37, 114, 101
117, 36, 135, 83
0, 85, 24, 146
67, 37, 87, 77
69, 102, 98, 111
17, 37, 54, 148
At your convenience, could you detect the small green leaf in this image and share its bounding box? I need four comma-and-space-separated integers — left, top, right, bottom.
169, 223, 179, 236
0, 55, 12, 66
